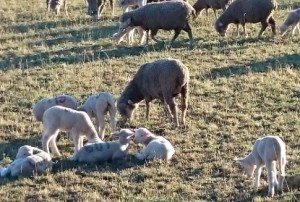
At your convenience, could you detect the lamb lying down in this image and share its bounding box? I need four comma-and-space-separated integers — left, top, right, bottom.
0, 145, 52, 177
236, 135, 287, 197
70, 129, 134, 163
133, 128, 175, 161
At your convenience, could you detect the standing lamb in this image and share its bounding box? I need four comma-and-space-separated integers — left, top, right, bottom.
133, 128, 175, 161
87, 0, 114, 21
280, 8, 300, 36
118, 0, 147, 13
113, 26, 146, 45
236, 135, 286, 197
46, 0, 68, 16
33, 95, 78, 122
70, 129, 134, 163
0, 145, 52, 177
193, 0, 231, 18
77, 92, 117, 140
117, 1, 196, 47
41, 106, 101, 158
214, 0, 277, 37
117, 58, 189, 127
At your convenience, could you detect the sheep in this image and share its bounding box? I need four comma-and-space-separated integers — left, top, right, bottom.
118, 0, 147, 13
214, 0, 277, 37
41, 106, 101, 158
192, 0, 231, 18
33, 95, 78, 122
133, 128, 175, 161
70, 129, 134, 163
46, 0, 68, 16
118, 1, 196, 47
280, 8, 300, 36
117, 58, 189, 127
77, 92, 117, 140
236, 135, 286, 197
0, 145, 52, 177
87, 0, 114, 21
112, 26, 147, 45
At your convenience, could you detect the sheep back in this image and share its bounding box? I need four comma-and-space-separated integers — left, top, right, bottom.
193, 0, 230, 15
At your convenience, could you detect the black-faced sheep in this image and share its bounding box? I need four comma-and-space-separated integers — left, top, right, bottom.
214, 0, 277, 37
87, 0, 114, 21
118, 1, 196, 47
41, 106, 101, 158
70, 129, 134, 163
236, 135, 286, 197
193, 0, 231, 18
117, 58, 189, 127
77, 92, 117, 140
280, 8, 300, 36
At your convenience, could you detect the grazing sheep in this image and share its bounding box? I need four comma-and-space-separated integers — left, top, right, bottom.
193, 0, 231, 18
236, 135, 286, 197
71, 129, 134, 163
33, 95, 78, 122
118, 1, 196, 47
280, 8, 300, 36
214, 0, 277, 37
117, 58, 189, 127
112, 26, 147, 45
46, 0, 68, 16
133, 128, 175, 161
0, 145, 52, 177
87, 0, 114, 21
41, 106, 101, 158
77, 92, 117, 140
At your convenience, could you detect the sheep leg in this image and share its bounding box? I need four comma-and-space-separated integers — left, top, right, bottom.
277, 156, 286, 192
145, 100, 150, 120
291, 23, 298, 36
268, 17, 276, 36
241, 23, 247, 37
49, 133, 62, 156
163, 95, 178, 127
235, 24, 240, 37
266, 161, 276, 197
70, 129, 81, 154
46, 0, 51, 17
64, 0, 68, 16
169, 29, 181, 47
257, 21, 268, 37
109, 0, 114, 16
213, 9, 217, 19
182, 23, 194, 48
181, 84, 188, 125
253, 165, 262, 189
150, 29, 160, 43
108, 105, 117, 133
42, 129, 60, 155
97, 115, 106, 140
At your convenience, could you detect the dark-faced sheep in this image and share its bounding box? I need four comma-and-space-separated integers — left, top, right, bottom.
193, 0, 231, 18
118, 1, 196, 47
46, 0, 68, 16
87, 0, 114, 21
117, 58, 189, 127
214, 0, 277, 37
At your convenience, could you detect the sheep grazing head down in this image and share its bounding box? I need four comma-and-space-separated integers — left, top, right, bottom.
117, 99, 137, 121
119, 15, 132, 32
132, 128, 152, 144
215, 21, 228, 37
87, 0, 99, 21
236, 158, 256, 178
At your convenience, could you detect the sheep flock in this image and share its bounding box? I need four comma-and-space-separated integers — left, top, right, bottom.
1, 0, 300, 200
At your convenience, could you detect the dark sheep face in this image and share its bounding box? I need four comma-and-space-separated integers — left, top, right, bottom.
87, 0, 99, 21
215, 21, 228, 37
117, 101, 136, 121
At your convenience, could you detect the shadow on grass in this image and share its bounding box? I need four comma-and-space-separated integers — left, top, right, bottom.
206, 53, 300, 79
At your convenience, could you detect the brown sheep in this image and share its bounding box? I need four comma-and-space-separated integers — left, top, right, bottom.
215, 0, 277, 37
117, 58, 189, 127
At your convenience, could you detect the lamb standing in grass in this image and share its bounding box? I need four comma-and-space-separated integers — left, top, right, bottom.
133, 128, 175, 161
117, 58, 189, 127
77, 92, 117, 140
280, 8, 300, 36
71, 129, 134, 163
41, 106, 101, 158
214, 0, 277, 37
193, 0, 231, 18
33, 95, 78, 122
236, 135, 286, 197
0, 145, 52, 177
117, 1, 196, 47
46, 0, 68, 16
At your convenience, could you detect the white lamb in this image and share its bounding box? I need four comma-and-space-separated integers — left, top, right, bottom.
280, 8, 300, 36
236, 135, 287, 197
41, 106, 101, 158
77, 92, 117, 140
70, 129, 134, 163
119, 0, 147, 13
132, 128, 175, 161
0, 145, 52, 177
33, 95, 78, 122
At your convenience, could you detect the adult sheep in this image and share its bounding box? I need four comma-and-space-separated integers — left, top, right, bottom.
117, 1, 196, 47
117, 58, 189, 127
193, 0, 231, 18
214, 0, 277, 37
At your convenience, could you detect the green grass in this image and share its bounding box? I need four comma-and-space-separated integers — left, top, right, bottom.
1, 0, 300, 201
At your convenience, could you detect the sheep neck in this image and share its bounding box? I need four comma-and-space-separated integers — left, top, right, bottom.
122, 81, 144, 104
143, 136, 156, 146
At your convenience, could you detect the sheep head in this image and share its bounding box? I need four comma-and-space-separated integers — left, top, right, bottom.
236, 158, 256, 178
87, 0, 99, 21
112, 129, 135, 144
117, 99, 137, 122
15, 145, 34, 159
215, 20, 228, 37
119, 15, 132, 32
132, 128, 153, 144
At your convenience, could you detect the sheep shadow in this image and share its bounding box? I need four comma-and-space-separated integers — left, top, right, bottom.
205, 53, 300, 79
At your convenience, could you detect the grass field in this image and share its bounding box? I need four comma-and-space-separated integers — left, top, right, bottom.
1, 0, 300, 201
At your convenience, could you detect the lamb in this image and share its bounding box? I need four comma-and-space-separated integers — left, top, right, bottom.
41, 106, 101, 158
87, 0, 114, 21
46, 0, 68, 16
77, 92, 117, 140
117, 58, 189, 127
117, 1, 196, 47
33, 95, 78, 122
0, 145, 52, 177
214, 0, 277, 37
118, 0, 147, 12
133, 128, 175, 161
280, 8, 300, 36
70, 129, 134, 163
112, 26, 147, 45
193, 0, 231, 18
236, 135, 286, 197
